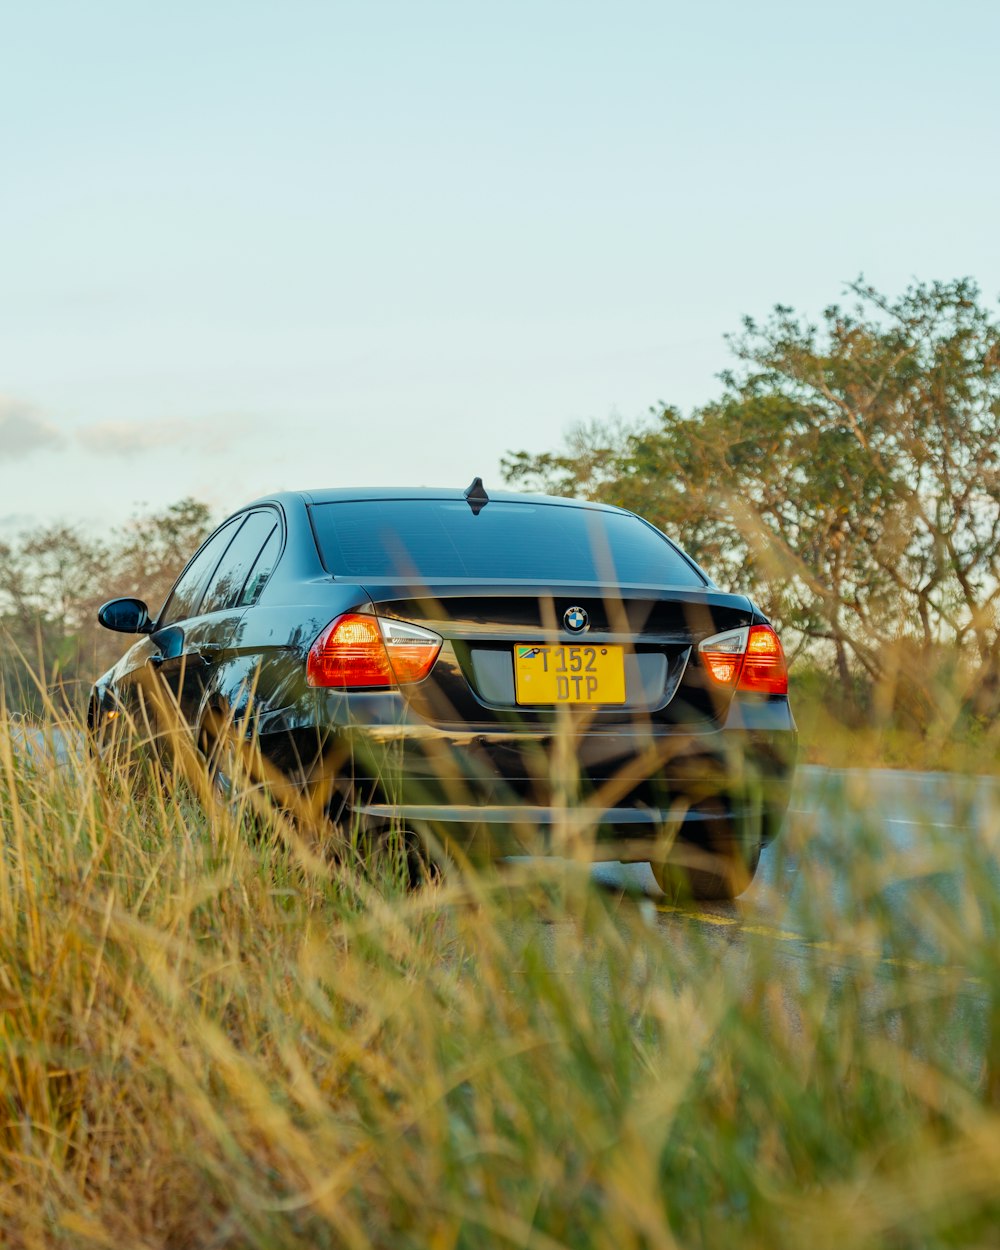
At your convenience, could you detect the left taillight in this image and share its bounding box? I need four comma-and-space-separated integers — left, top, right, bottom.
698, 623, 788, 696
306, 614, 442, 689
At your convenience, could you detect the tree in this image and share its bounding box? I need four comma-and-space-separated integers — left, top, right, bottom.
503, 278, 1000, 719
0, 498, 213, 714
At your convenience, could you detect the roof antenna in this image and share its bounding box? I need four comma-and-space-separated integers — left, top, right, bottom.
464, 476, 489, 515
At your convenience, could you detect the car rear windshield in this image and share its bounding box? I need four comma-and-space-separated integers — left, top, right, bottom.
309, 499, 706, 586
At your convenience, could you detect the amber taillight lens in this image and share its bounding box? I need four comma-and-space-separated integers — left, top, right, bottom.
306, 614, 442, 688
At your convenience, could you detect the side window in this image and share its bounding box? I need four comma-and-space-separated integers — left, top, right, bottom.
157, 517, 244, 627
201, 511, 278, 614
238, 525, 282, 607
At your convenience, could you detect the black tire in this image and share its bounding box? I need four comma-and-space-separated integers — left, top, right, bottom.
361, 826, 440, 890
651, 839, 762, 901
198, 715, 235, 799
88, 702, 159, 788
197, 712, 271, 837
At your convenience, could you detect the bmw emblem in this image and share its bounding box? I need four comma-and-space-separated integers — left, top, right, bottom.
563, 605, 589, 633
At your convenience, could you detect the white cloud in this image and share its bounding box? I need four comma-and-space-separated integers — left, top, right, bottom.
76, 415, 253, 458
76, 418, 197, 457
0, 396, 64, 459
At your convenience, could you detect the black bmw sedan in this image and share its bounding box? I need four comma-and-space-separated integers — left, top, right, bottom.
90, 483, 796, 898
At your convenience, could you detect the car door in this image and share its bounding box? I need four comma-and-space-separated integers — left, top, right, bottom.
150, 510, 286, 729
178, 509, 283, 727
144, 515, 246, 738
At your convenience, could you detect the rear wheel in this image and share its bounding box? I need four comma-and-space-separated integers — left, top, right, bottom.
336, 824, 441, 891
376, 826, 440, 889
651, 838, 761, 901
199, 713, 239, 800
197, 711, 272, 837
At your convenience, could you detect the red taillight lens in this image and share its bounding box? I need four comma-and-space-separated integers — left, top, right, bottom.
698, 623, 787, 696
738, 624, 787, 695
308, 614, 391, 687
306, 614, 442, 688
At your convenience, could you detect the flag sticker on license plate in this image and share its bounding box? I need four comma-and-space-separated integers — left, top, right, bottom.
513, 644, 626, 705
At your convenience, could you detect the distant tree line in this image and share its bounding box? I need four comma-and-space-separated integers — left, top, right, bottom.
4, 277, 998, 733
0, 499, 212, 714
503, 278, 1000, 728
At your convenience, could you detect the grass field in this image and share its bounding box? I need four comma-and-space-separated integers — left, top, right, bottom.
2, 708, 1000, 1249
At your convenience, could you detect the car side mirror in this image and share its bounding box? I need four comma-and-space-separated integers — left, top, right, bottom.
98, 597, 153, 634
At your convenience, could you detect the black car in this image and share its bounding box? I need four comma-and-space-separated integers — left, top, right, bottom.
90, 483, 796, 898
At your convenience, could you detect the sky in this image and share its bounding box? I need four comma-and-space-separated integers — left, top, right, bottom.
2, 0, 998, 534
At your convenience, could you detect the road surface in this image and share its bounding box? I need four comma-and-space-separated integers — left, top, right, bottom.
594, 765, 999, 997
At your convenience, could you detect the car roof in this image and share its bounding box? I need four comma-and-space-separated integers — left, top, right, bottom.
244, 486, 633, 515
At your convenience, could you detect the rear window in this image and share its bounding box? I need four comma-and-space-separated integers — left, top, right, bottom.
309, 500, 705, 586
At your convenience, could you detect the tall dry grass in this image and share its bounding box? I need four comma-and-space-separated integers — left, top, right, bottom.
2, 697, 1000, 1249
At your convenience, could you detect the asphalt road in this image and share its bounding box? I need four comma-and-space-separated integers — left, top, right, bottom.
594, 765, 1000, 999
9, 722, 77, 765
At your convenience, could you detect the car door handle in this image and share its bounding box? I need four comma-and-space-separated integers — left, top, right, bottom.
198, 645, 223, 663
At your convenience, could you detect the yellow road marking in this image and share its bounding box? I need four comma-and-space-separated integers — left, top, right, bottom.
655, 902, 985, 987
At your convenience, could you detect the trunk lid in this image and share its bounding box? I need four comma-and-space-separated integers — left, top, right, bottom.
359, 580, 756, 730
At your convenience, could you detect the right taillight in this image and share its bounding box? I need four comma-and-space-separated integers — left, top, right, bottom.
739, 624, 787, 694
698, 623, 787, 696
307, 614, 442, 688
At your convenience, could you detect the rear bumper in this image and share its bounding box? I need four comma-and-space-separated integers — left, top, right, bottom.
259, 692, 797, 856
349, 797, 788, 861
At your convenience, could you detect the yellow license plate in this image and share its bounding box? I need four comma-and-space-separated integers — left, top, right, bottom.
513, 644, 626, 705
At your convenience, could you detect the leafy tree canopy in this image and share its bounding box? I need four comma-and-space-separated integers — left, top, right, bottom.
0, 498, 213, 713
503, 278, 1000, 712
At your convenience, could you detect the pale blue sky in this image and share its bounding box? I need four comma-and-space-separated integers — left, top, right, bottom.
2, 0, 998, 531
